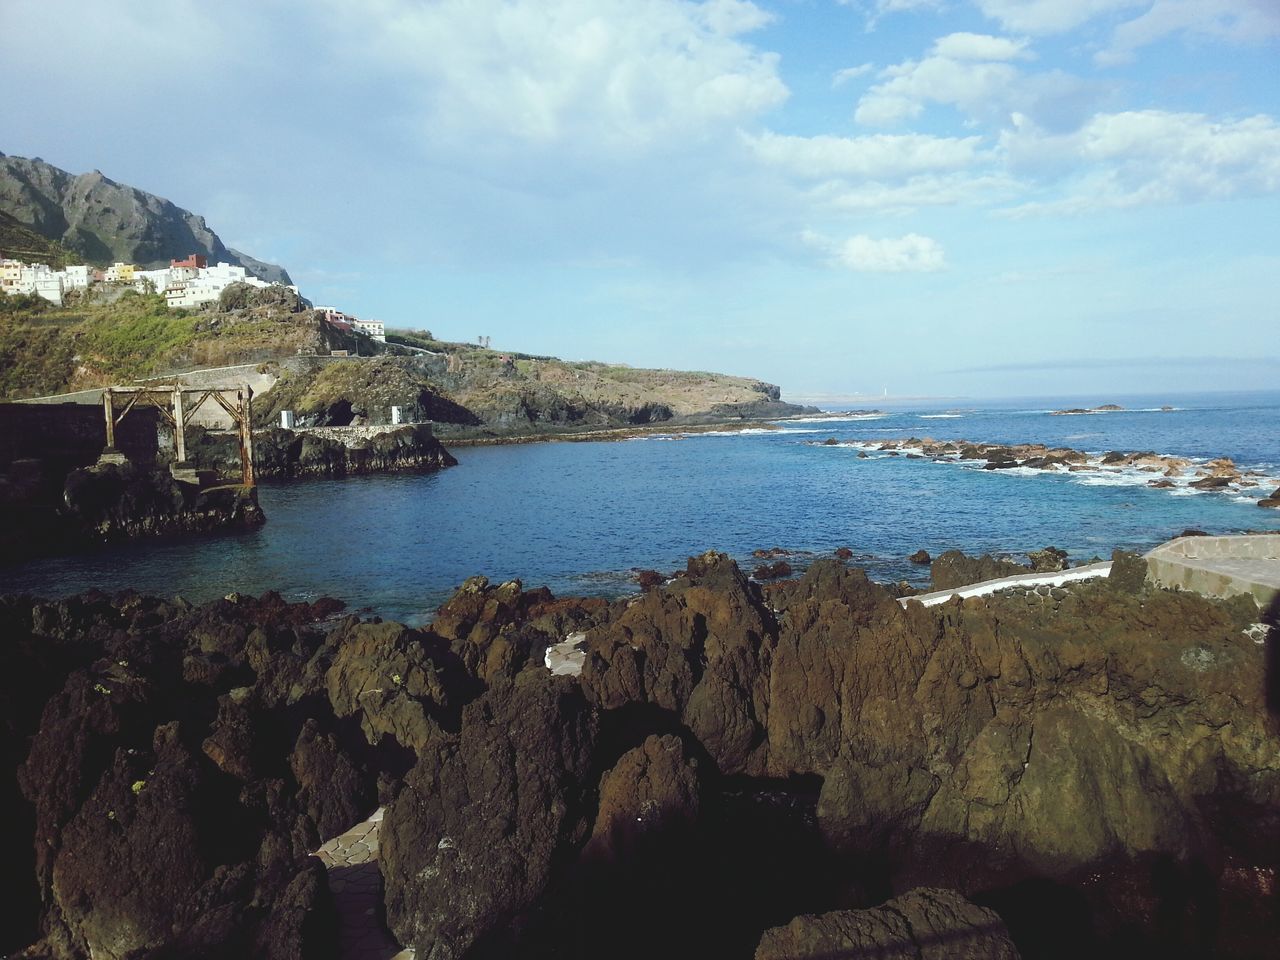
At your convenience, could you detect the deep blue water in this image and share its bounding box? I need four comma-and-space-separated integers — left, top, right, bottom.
5, 390, 1278, 625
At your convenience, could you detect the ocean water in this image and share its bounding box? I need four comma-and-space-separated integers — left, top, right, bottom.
5, 390, 1278, 624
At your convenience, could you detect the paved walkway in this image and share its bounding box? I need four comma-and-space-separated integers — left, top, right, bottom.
313, 807, 415, 960
900, 562, 1114, 608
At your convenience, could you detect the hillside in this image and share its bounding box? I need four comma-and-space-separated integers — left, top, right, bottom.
0, 295, 813, 432
253, 347, 813, 437
0, 285, 374, 399
0, 152, 290, 282
0, 210, 74, 268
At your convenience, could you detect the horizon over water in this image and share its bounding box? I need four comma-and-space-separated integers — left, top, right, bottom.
5, 388, 1278, 625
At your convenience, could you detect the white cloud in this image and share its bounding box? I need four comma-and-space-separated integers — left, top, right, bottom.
931, 31, 1033, 60
804, 230, 948, 271
1098, 0, 1280, 64
974, 0, 1144, 35
1001, 110, 1280, 213
312, 0, 788, 151
855, 56, 1022, 125
745, 130, 985, 178
832, 63, 875, 86
815, 172, 1023, 212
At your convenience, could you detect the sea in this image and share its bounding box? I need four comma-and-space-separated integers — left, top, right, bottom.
5, 389, 1279, 625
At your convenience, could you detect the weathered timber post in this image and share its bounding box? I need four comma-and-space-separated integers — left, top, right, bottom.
102, 389, 116, 450
172, 384, 187, 463
240, 387, 256, 487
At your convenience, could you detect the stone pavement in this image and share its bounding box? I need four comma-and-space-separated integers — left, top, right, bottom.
313, 807, 415, 960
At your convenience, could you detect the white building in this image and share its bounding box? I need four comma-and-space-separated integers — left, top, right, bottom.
63, 265, 91, 290
163, 261, 296, 309
352, 318, 386, 342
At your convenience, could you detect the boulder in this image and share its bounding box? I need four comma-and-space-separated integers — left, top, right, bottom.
755, 887, 1020, 960
909, 549, 931, 565
930, 550, 1027, 591
380, 673, 599, 959
1027, 546, 1068, 572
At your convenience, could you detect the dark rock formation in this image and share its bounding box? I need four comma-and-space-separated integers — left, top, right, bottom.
752, 559, 794, 580
0, 459, 263, 563
1259, 487, 1280, 508
909, 549, 931, 565
1026, 546, 1068, 572
834, 546, 854, 560
8, 551, 1280, 960
929, 550, 1027, 590
8, 591, 362, 959
380, 673, 599, 959
186, 424, 457, 482
755, 887, 1021, 960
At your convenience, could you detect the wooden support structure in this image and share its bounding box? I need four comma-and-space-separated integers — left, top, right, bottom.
100, 382, 256, 487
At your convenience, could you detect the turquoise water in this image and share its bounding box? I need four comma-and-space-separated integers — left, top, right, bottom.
5, 390, 1278, 624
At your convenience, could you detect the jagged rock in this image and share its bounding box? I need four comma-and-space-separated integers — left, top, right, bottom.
584, 734, 702, 862
1027, 546, 1068, 572
324, 619, 474, 752
380, 672, 599, 959
581, 551, 775, 773
909, 549, 931, 565
755, 887, 1020, 960
930, 550, 1027, 590
834, 546, 854, 560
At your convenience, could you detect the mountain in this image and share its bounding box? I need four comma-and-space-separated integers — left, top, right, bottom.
0, 152, 291, 283
0, 210, 74, 268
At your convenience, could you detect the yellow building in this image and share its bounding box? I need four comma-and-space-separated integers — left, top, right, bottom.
0, 259, 22, 292
105, 262, 136, 282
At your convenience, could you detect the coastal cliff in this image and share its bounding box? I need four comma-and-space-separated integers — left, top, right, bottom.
4, 554, 1277, 959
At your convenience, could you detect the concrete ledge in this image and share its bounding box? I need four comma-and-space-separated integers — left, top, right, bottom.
1145, 535, 1280, 607
900, 562, 1114, 608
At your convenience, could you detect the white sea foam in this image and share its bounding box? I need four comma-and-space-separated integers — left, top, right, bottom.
919, 413, 963, 419
773, 414, 886, 424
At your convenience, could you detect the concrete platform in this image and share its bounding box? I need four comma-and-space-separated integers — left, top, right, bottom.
1145, 534, 1280, 607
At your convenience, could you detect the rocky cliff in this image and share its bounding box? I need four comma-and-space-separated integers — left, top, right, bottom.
5, 553, 1278, 959
0, 152, 290, 282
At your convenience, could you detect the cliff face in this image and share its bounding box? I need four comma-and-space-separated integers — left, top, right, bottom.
0, 152, 291, 282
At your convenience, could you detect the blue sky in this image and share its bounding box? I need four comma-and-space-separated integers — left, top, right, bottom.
3, 0, 1278, 400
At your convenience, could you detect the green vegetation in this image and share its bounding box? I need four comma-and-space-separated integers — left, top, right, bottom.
0, 290, 199, 397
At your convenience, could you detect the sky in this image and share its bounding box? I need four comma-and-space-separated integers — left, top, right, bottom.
3, 0, 1278, 400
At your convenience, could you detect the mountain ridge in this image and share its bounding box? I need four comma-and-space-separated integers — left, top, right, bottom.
0, 151, 291, 283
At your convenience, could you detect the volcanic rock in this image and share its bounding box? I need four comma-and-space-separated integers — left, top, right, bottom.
1027, 546, 1068, 572
929, 550, 1027, 590
380, 672, 599, 959
909, 549, 931, 565
754, 887, 1020, 960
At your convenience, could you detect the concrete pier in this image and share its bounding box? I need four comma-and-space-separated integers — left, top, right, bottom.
1145, 534, 1280, 607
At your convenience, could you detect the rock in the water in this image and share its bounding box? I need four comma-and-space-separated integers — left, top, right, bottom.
909, 549, 931, 565
755, 887, 1020, 960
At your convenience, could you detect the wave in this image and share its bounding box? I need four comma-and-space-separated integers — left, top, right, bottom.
919, 414, 963, 419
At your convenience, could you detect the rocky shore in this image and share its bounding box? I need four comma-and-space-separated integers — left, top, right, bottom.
0, 460, 264, 563
186, 423, 458, 482
4, 551, 1278, 959
820, 435, 1280, 509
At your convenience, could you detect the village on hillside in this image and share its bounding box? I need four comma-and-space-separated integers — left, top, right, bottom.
0, 254, 386, 342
